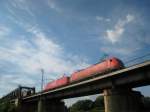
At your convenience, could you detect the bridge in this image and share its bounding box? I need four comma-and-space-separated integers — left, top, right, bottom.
0, 61, 150, 112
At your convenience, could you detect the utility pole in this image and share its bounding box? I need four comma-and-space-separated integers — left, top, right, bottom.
41, 69, 44, 91
38, 68, 44, 112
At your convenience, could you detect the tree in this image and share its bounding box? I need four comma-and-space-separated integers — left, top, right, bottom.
0, 101, 17, 112
69, 96, 104, 112
91, 96, 104, 112
69, 99, 93, 112
90, 108, 104, 112
143, 97, 150, 110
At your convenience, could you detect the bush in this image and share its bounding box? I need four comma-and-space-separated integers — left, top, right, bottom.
69, 96, 104, 112
0, 101, 17, 112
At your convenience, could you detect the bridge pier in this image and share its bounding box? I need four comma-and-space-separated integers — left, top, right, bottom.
38, 99, 45, 112
37, 99, 68, 112
14, 98, 21, 111
103, 88, 144, 112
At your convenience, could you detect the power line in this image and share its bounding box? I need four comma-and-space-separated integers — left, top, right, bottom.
125, 52, 150, 65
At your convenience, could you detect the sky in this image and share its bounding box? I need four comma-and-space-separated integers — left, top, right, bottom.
0, 0, 150, 106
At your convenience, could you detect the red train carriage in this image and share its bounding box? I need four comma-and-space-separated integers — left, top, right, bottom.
44, 76, 69, 91
70, 57, 124, 82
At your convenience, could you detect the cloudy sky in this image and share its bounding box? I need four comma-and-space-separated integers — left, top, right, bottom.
0, 0, 150, 104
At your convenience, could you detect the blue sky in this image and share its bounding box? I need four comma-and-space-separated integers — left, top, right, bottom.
0, 0, 150, 104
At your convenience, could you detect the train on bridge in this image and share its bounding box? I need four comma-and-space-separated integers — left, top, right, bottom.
44, 57, 124, 91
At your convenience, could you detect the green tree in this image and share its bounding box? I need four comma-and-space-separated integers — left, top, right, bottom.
90, 108, 104, 112
70, 99, 93, 112
91, 96, 104, 112
69, 96, 105, 112
0, 101, 17, 112
93, 96, 104, 107
143, 97, 150, 110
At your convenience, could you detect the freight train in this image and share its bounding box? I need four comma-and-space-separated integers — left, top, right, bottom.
44, 57, 124, 91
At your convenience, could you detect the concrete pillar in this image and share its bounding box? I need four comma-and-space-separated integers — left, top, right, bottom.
14, 98, 21, 112
103, 88, 143, 112
38, 99, 45, 112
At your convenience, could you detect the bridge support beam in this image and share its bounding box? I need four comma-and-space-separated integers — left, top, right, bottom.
37, 99, 68, 112
103, 88, 143, 112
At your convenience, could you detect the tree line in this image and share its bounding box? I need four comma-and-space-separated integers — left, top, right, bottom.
68, 96, 150, 112
69, 96, 104, 112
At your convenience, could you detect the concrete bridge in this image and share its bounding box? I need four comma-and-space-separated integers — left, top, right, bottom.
1, 61, 150, 112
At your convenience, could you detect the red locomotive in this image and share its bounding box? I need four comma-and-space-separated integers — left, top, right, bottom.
70, 57, 124, 82
44, 57, 124, 91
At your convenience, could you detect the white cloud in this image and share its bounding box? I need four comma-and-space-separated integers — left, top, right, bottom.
0, 27, 89, 96
0, 74, 36, 97
96, 16, 103, 21
8, 0, 34, 17
101, 14, 150, 57
96, 16, 111, 22
101, 46, 140, 55
126, 14, 134, 22
0, 26, 10, 38
0, 30, 89, 76
106, 14, 135, 43
47, 0, 62, 13
106, 28, 124, 43
106, 18, 111, 22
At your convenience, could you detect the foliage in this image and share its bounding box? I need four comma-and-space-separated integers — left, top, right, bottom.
69, 96, 150, 112
0, 101, 17, 112
143, 97, 150, 110
90, 108, 104, 112
69, 96, 104, 112
69, 99, 93, 112
93, 96, 104, 110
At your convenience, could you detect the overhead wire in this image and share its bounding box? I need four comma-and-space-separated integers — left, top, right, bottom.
124, 52, 150, 65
